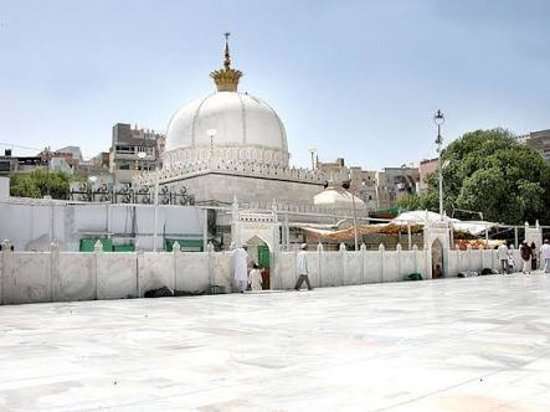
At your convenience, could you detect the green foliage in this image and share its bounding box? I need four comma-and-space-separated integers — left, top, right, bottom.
9, 174, 41, 198
396, 192, 435, 211
422, 128, 550, 224
10, 169, 70, 199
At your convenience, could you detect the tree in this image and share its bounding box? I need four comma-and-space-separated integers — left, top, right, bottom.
9, 174, 41, 198
420, 128, 550, 224
10, 169, 70, 199
396, 192, 434, 211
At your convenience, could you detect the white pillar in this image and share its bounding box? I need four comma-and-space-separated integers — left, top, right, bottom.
396, 243, 402, 280
360, 243, 367, 284
413, 245, 419, 275
49, 203, 55, 242
49, 242, 59, 302
173, 241, 181, 292
317, 242, 323, 287
202, 208, 208, 252
153, 172, 160, 252
339, 243, 346, 286
94, 240, 103, 300
379, 243, 385, 283
1, 240, 13, 305
136, 250, 144, 298
207, 241, 215, 292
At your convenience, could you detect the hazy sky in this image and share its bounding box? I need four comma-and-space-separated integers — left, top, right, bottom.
1, 0, 549, 169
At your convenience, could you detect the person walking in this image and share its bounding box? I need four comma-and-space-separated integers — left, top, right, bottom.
540, 239, 550, 274
531, 242, 538, 271
507, 246, 516, 274
497, 243, 509, 274
248, 264, 263, 291
294, 243, 313, 291
520, 240, 532, 274
232, 245, 249, 293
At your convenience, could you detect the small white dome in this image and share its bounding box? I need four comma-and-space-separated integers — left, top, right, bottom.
314, 187, 365, 209
165, 91, 288, 155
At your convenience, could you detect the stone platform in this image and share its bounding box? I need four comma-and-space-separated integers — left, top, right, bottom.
1, 274, 550, 411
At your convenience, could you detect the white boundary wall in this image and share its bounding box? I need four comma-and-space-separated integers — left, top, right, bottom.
0, 239, 508, 306
446, 247, 521, 277
0, 241, 232, 305
271, 244, 430, 289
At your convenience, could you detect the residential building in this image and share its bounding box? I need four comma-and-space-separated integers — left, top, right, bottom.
316, 158, 378, 210
519, 129, 550, 162
49, 157, 73, 175
38, 146, 83, 172
376, 166, 420, 209
418, 158, 439, 193
110, 123, 165, 185
0, 149, 47, 175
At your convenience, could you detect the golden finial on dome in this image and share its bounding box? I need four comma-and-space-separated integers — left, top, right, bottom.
210, 32, 243, 92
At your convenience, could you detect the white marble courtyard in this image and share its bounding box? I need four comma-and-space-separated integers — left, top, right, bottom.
1, 274, 550, 411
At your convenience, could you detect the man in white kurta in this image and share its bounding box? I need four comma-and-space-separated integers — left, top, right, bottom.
541, 239, 550, 273
232, 247, 249, 293
294, 243, 313, 291
497, 243, 509, 274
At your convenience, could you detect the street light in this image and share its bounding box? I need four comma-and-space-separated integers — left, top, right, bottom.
138, 150, 160, 252
343, 171, 359, 251
308, 147, 317, 170
433, 109, 445, 221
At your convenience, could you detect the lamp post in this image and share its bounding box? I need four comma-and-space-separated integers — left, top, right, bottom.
138, 150, 160, 252
308, 147, 317, 170
204, 129, 217, 251
343, 172, 359, 251
433, 109, 445, 221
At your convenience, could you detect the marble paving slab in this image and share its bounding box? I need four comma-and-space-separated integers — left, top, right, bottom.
1, 273, 550, 411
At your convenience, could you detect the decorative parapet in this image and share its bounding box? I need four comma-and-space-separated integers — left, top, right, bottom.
133, 157, 329, 187
215, 198, 371, 217
162, 145, 290, 170
239, 212, 275, 224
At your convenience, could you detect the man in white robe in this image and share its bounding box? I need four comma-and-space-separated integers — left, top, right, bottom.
232, 246, 249, 293
497, 243, 509, 274
294, 243, 313, 291
541, 239, 550, 273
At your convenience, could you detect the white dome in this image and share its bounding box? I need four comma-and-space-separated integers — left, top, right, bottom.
165, 91, 288, 154
314, 187, 365, 209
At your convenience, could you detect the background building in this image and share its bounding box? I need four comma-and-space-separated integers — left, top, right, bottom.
316, 158, 378, 210
520, 129, 550, 162
0, 149, 47, 176
376, 166, 420, 209
418, 158, 439, 193
315, 157, 422, 210
110, 123, 165, 185
38, 146, 83, 173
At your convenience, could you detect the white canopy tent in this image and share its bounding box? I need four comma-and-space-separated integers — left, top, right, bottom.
391, 211, 495, 236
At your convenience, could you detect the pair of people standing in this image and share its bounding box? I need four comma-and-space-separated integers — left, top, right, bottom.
519, 240, 550, 274
234, 243, 313, 292
232, 245, 263, 293
497, 243, 514, 274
